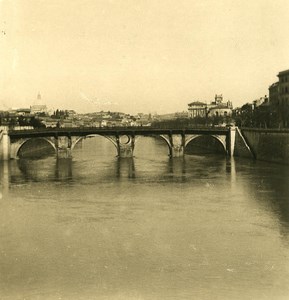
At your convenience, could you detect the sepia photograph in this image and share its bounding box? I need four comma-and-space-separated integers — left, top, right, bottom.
1, 1, 289, 299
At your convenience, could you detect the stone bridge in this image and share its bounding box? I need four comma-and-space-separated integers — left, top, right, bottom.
0, 127, 236, 160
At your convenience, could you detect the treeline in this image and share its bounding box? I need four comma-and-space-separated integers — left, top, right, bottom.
234, 103, 289, 128
151, 115, 233, 129
0, 114, 45, 128
51, 109, 70, 119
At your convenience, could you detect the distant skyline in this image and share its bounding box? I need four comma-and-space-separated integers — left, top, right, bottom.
1, 0, 289, 114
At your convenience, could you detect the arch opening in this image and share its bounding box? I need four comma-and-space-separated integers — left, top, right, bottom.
134, 136, 169, 158
185, 135, 226, 155
71, 134, 118, 159
17, 138, 56, 159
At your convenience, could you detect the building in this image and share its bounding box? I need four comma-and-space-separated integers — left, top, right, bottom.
211, 94, 223, 105
269, 82, 279, 106
269, 69, 289, 106
277, 69, 289, 106
188, 95, 233, 118
188, 101, 207, 118
15, 108, 31, 116
207, 104, 232, 117
30, 93, 47, 115
253, 96, 268, 109
30, 105, 47, 115
268, 69, 289, 127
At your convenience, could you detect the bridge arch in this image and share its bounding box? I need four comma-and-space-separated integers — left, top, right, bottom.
71, 134, 118, 151
185, 134, 227, 154
159, 135, 173, 156
13, 137, 57, 158
71, 134, 135, 155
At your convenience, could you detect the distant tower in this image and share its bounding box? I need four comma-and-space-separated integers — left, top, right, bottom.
30, 92, 47, 115
215, 94, 223, 104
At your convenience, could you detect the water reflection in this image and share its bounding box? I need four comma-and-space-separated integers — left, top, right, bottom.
115, 157, 136, 179
166, 157, 186, 182
0, 161, 9, 196
1, 144, 289, 299
55, 158, 73, 181
3, 155, 239, 186
255, 162, 289, 243
233, 159, 289, 246
16, 157, 57, 182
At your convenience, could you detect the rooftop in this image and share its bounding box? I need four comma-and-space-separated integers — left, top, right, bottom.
188, 101, 207, 106
209, 104, 230, 110
278, 69, 289, 76
269, 82, 279, 88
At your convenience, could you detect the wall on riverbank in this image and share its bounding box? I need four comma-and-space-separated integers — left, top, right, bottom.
238, 128, 289, 164
233, 128, 255, 159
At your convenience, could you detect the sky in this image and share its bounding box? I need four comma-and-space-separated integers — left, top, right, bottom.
1, 0, 289, 114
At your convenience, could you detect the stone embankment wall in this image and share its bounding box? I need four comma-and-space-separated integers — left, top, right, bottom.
235, 128, 289, 164
233, 127, 254, 159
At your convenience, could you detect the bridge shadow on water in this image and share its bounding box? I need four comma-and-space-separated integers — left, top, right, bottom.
3, 152, 289, 245
11, 135, 228, 184
4, 152, 231, 185
14, 157, 73, 183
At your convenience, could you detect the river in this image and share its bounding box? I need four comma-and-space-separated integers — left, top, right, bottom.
0, 136, 289, 300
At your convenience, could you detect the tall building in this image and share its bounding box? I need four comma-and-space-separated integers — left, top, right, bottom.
277, 69, 289, 106
268, 82, 279, 106
268, 69, 289, 127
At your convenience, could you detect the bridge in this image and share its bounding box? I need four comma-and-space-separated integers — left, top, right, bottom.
0, 126, 236, 160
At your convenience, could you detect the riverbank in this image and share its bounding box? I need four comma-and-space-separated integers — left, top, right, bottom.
235, 128, 289, 164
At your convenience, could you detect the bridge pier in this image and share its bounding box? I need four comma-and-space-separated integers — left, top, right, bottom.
57, 148, 72, 158
115, 135, 135, 158
170, 134, 185, 157
161, 133, 185, 157
0, 128, 10, 160
55, 136, 72, 159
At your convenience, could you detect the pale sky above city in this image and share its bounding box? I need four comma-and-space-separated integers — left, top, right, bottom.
1, 0, 289, 114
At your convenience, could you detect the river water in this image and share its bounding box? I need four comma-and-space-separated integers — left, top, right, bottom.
1, 136, 289, 300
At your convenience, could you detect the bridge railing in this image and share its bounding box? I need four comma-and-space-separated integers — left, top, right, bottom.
240, 127, 289, 133
8, 124, 230, 131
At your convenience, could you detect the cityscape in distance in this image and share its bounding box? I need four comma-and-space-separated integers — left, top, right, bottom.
1, 68, 289, 130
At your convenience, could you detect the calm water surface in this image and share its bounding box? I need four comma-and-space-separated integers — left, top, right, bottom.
1, 137, 289, 300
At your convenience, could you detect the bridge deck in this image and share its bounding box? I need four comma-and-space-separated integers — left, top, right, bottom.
8, 127, 230, 138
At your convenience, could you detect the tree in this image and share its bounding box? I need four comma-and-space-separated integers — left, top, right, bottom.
29, 117, 45, 128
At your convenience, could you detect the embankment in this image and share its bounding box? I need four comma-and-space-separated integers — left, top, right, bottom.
235, 128, 289, 164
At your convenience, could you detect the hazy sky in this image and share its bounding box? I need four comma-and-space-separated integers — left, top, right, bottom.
1, 0, 289, 114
